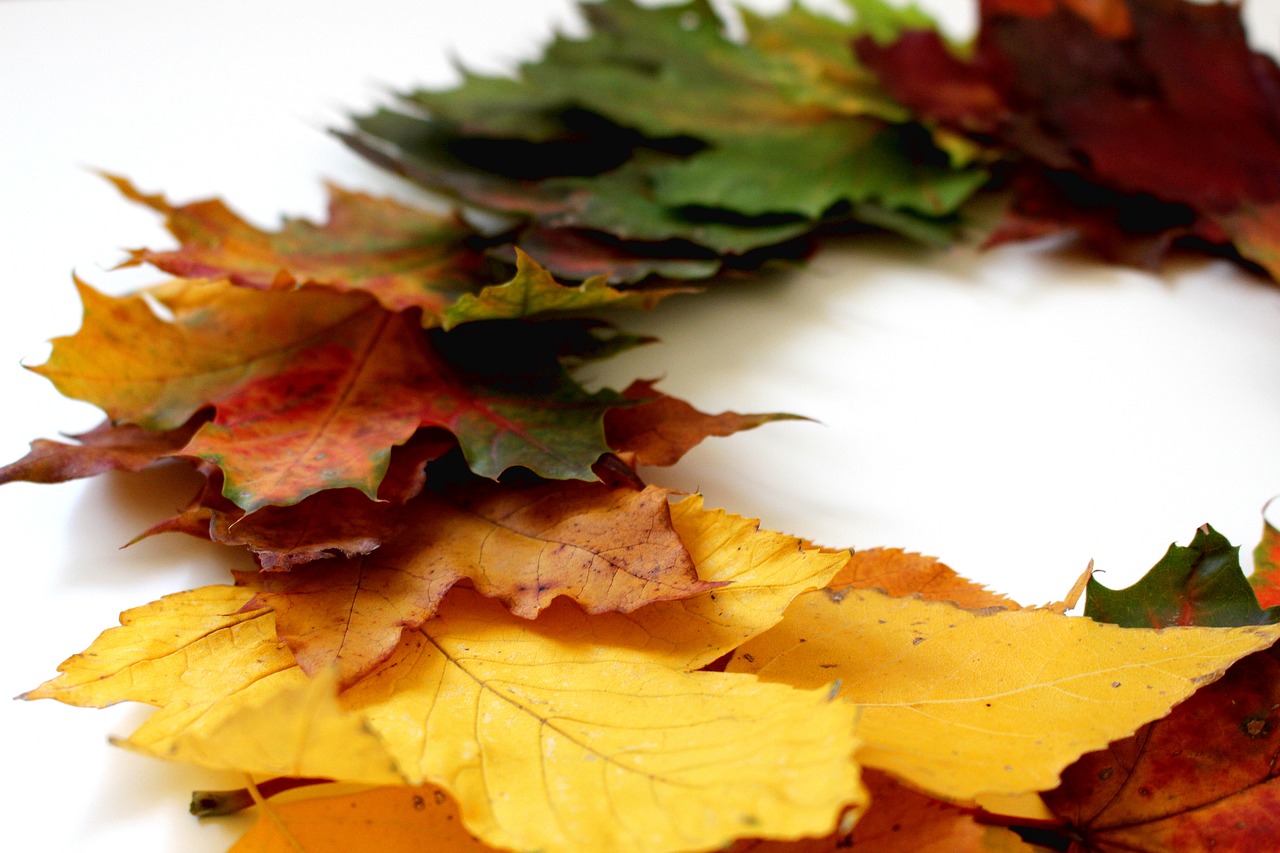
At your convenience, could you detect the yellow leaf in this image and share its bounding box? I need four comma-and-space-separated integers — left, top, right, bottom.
229, 784, 492, 853
727, 588, 1280, 801
27, 583, 863, 853
120, 670, 404, 786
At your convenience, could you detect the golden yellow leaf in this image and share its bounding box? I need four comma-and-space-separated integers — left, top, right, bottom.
27, 583, 863, 853
229, 784, 492, 853
120, 670, 404, 786
727, 588, 1280, 801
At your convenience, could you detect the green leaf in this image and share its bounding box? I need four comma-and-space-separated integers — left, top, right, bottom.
1085, 524, 1280, 628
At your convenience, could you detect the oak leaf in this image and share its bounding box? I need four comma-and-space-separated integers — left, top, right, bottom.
27, 584, 864, 853
242, 480, 713, 685
1043, 644, 1280, 851
1086, 524, 1280, 628
728, 587, 1280, 801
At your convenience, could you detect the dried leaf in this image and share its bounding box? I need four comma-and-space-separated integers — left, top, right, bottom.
0, 416, 205, 485
604, 378, 804, 467
828, 547, 1019, 610
1044, 645, 1280, 851
33, 279, 621, 509
858, 0, 1280, 274
27, 584, 864, 853
1252, 500, 1280, 609
1086, 525, 1280, 628
243, 481, 712, 685
728, 587, 1280, 801
108, 174, 484, 316
731, 770, 1038, 852
228, 784, 491, 853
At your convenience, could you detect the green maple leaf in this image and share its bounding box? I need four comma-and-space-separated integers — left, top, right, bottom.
1085, 524, 1280, 628
342, 0, 988, 280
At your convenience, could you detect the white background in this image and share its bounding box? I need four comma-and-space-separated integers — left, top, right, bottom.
3, 0, 1280, 849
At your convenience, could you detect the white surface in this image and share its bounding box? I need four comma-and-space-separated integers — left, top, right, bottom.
2, 0, 1279, 849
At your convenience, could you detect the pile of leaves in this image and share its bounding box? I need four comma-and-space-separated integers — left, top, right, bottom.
10, 0, 1280, 850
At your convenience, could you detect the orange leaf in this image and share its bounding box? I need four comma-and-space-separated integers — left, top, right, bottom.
227, 784, 492, 853
108, 174, 484, 316
244, 480, 710, 685
604, 378, 804, 467
828, 548, 1019, 610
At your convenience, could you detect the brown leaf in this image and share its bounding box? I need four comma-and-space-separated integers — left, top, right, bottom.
1043, 644, 1280, 851
243, 480, 710, 685
142, 431, 455, 569
0, 415, 205, 485
604, 378, 805, 467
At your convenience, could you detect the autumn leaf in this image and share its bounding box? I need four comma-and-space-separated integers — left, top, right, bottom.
111, 175, 691, 325
728, 587, 1280, 801
242, 480, 713, 685
1043, 644, 1280, 851
828, 547, 1019, 610
730, 770, 1038, 852
1086, 524, 1280, 628
227, 784, 492, 853
439, 248, 693, 329
31, 278, 623, 509
108, 174, 485, 316
0, 415, 205, 486
1251, 499, 1280, 609
27, 584, 864, 853
858, 0, 1280, 275
141, 431, 455, 569
341, 0, 987, 280
241, 494, 845, 687
604, 378, 804, 467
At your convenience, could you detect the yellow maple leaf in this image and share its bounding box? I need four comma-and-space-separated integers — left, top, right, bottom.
727, 587, 1280, 801
27, 583, 862, 853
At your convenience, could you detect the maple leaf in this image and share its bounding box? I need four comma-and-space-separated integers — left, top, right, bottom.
827, 547, 1020, 610
1042, 644, 1280, 851
110, 175, 692, 325
141, 430, 455, 569
27, 584, 864, 853
225, 784, 492, 853
31, 278, 622, 509
603, 378, 804, 467
1251, 500, 1280, 609
165, 493, 846, 693
241, 480, 713, 685
857, 0, 1280, 275
1085, 524, 1280, 628
728, 587, 1280, 801
730, 769, 1038, 852
0, 415, 205, 486
341, 0, 987, 281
